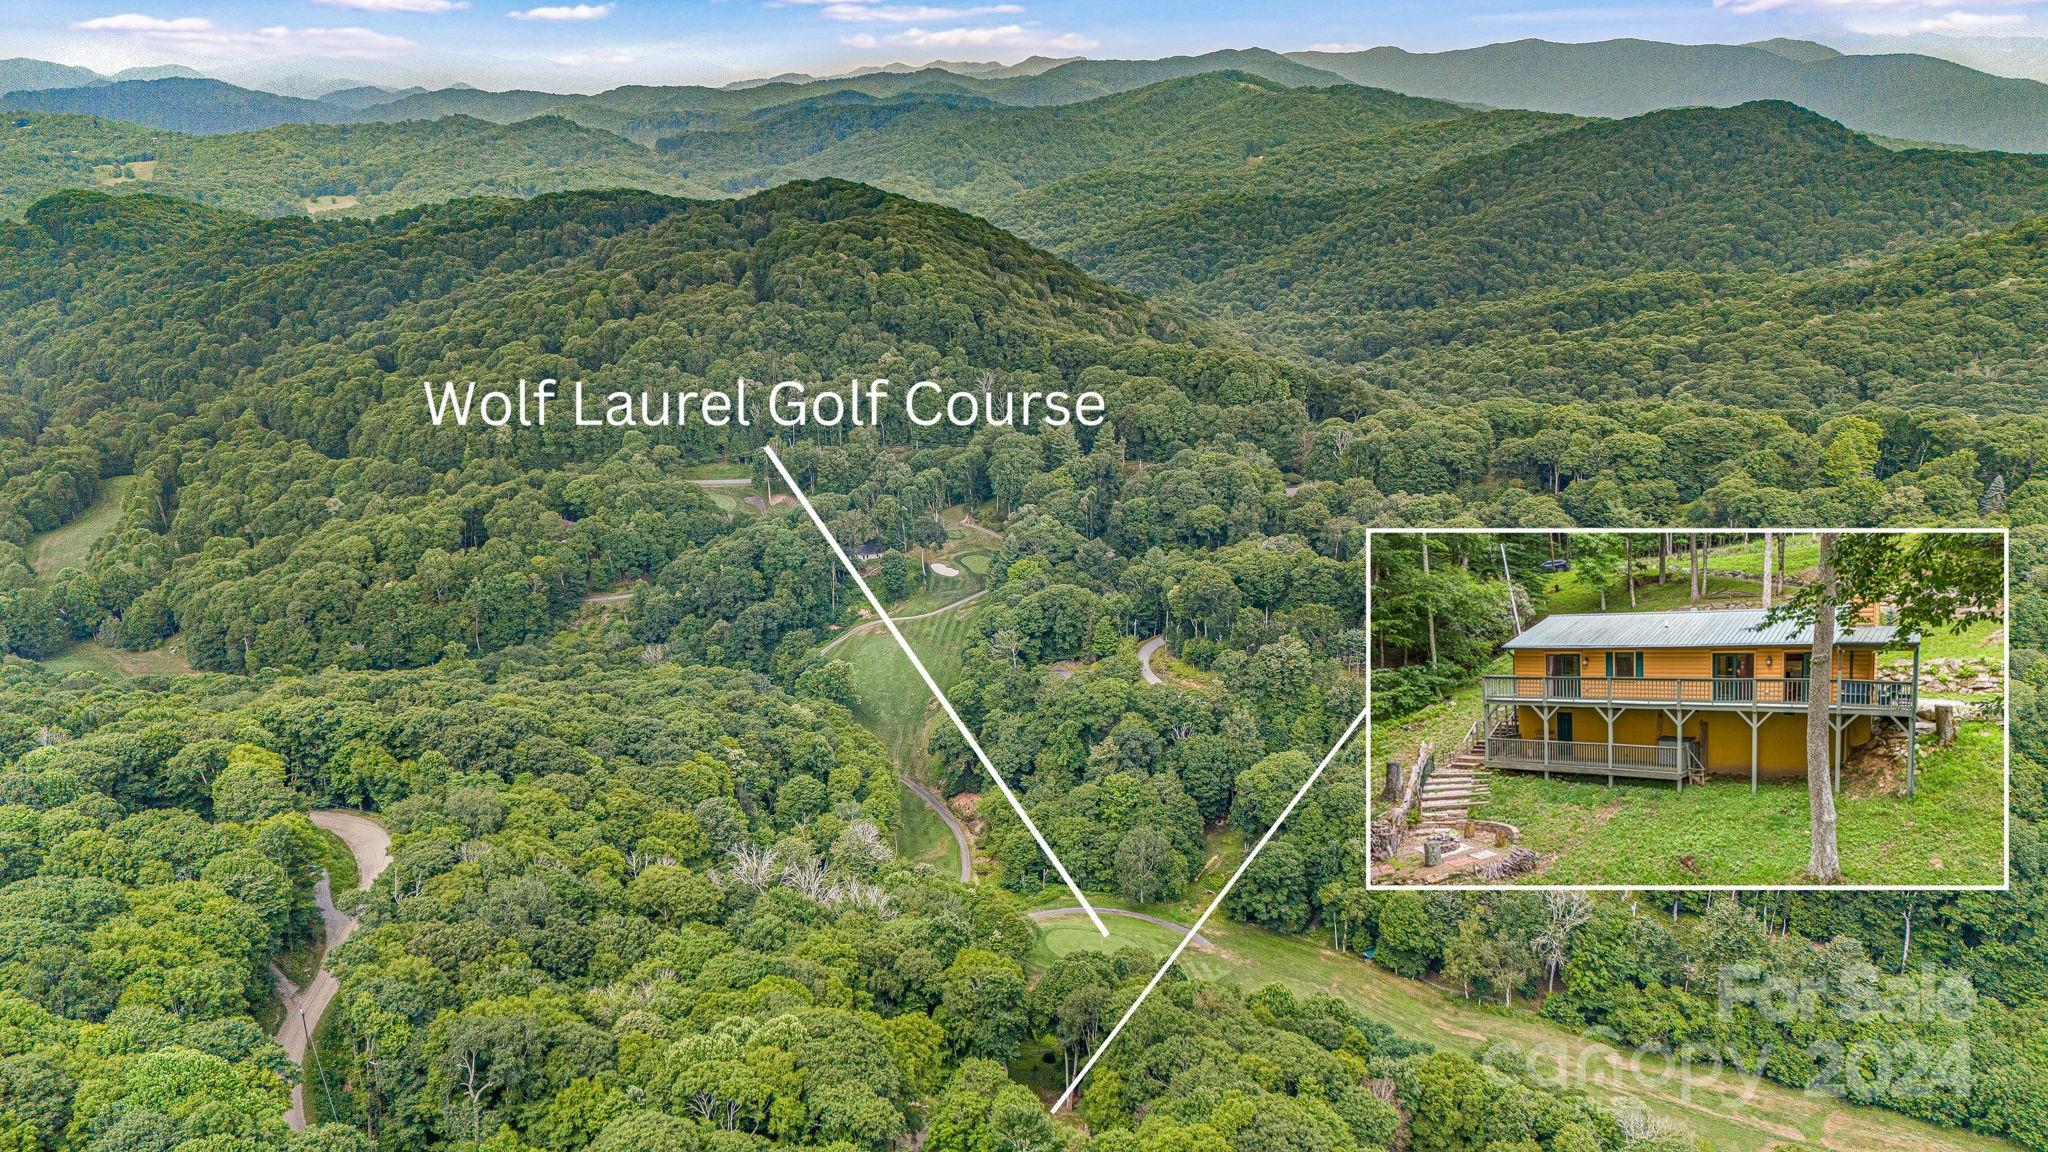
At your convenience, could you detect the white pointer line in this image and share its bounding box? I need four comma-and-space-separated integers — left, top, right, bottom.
1051, 699, 1371, 1113
761, 444, 1109, 938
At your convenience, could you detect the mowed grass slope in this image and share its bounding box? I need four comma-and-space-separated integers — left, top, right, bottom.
1027, 910, 2020, 1152
1462, 721, 2004, 886
28, 474, 133, 577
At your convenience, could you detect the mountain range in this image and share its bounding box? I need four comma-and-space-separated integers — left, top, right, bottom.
1287, 38, 2048, 152
9, 39, 2048, 151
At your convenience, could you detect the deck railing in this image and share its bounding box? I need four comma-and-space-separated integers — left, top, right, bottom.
1485, 736, 1687, 780
1482, 675, 1912, 714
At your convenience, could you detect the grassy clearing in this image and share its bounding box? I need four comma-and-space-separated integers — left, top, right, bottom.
893, 779, 961, 876
889, 551, 985, 616
28, 475, 133, 578
303, 194, 358, 214
1454, 722, 2004, 886
838, 603, 977, 770
40, 639, 194, 678
1537, 535, 1825, 615
678, 462, 753, 481
1893, 618, 2005, 666
92, 160, 156, 184
1026, 911, 2015, 1152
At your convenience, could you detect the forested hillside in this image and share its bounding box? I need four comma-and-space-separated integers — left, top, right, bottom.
0, 77, 352, 134
0, 113, 711, 220
1, 44, 2046, 1152
1289, 38, 2048, 152
654, 73, 1461, 209
1088, 101, 2048, 356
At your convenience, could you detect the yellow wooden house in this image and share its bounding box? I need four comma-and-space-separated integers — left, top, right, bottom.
1482, 608, 1920, 792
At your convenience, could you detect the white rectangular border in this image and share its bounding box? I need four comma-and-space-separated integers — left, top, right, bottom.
1363, 526, 2011, 893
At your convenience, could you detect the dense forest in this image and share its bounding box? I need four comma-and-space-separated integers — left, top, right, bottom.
0, 49, 2045, 1152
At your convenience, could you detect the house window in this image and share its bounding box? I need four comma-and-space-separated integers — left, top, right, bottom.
1608, 651, 1644, 678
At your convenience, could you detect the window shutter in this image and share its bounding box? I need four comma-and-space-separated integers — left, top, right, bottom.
1637, 650, 1645, 677
1605, 652, 1613, 677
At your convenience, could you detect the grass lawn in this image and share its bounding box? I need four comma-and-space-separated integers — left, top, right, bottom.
889, 553, 984, 616
40, 638, 194, 678
1892, 618, 2005, 666
677, 462, 753, 481
1451, 721, 2004, 886
1536, 534, 1825, 615
1025, 910, 2014, 1152
893, 778, 961, 876
838, 601, 978, 772
28, 475, 133, 578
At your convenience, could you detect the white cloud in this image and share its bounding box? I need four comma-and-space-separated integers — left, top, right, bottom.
818, 3, 1025, 21
1852, 8, 2030, 29
70, 13, 415, 57
841, 32, 881, 47
551, 47, 644, 64
1307, 41, 1368, 51
508, 3, 615, 20
73, 13, 215, 32
312, 0, 469, 12
870, 23, 1096, 49
1715, 0, 2035, 13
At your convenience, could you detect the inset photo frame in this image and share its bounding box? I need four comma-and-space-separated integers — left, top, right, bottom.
1366, 528, 2009, 891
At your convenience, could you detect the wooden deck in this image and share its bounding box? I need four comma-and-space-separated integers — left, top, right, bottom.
1484, 736, 1690, 786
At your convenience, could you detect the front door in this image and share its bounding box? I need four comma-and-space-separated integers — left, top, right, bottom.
1554, 712, 1574, 746
1547, 653, 1581, 698
1712, 652, 1754, 701
1783, 652, 1808, 703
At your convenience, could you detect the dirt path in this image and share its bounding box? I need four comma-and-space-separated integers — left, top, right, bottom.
1137, 636, 1166, 685
957, 512, 1002, 541
901, 776, 973, 882
1029, 906, 1215, 951
274, 810, 392, 1130
817, 589, 987, 657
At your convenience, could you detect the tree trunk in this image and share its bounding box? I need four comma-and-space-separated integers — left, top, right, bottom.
1659, 533, 1670, 584
1761, 530, 1773, 610
1806, 533, 1843, 882
1625, 535, 1636, 606
1423, 539, 1438, 666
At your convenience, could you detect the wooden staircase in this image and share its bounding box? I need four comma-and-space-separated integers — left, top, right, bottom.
1414, 739, 1492, 835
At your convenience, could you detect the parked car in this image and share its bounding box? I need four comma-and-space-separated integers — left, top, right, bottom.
1538, 558, 1571, 573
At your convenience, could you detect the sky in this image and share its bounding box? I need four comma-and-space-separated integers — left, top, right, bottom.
8, 0, 2048, 91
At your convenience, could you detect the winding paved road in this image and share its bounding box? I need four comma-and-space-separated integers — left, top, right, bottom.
1028, 906, 1215, 951
274, 810, 392, 1131
900, 776, 973, 883
1138, 636, 1166, 685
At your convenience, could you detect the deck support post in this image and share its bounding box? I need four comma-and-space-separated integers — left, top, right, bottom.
1907, 638, 1920, 797
1742, 709, 1767, 794
1535, 705, 1555, 779
1595, 705, 1623, 787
